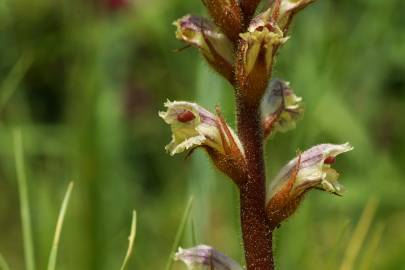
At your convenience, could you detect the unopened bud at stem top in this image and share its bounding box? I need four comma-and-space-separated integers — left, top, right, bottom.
236, 10, 288, 104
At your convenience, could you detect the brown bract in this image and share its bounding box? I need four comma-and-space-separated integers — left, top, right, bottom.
206, 106, 247, 185
266, 153, 302, 229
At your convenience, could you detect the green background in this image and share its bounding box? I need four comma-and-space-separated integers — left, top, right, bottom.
0, 0, 404, 269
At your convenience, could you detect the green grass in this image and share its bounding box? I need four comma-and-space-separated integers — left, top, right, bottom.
13, 130, 36, 270
119, 210, 137, 270
10, 131, 138, 270
46, 182, 74, 270
358, 224, 385, 270
0, 253, 11, 270
165, 197, 194, 270
0, 52, 33, 112
339, 199, 379, 270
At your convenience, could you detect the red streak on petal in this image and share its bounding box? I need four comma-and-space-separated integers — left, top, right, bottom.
177, 110, 196, 123
324, 156, 336, 164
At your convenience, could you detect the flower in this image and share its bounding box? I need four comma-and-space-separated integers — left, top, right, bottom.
160, 100, 222, 155
159, 100, 243, 156
175, 245, 243, 270
266, 143, 353, 227
262, 79, 303, 137
160, 101, 247, 183
174, 15, 234, 81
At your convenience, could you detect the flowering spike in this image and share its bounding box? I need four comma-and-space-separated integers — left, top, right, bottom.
164, 0, 349, 268
174, 15, 234, 82
262, 79, 303, 138
175, 245, 243, 270
266, 143, 353, 227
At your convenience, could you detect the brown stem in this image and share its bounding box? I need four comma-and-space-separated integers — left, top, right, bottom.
237, 98, 274, 270
239, 0, 261, 25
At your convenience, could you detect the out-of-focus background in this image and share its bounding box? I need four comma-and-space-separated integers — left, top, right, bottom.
0, 0, 404, 269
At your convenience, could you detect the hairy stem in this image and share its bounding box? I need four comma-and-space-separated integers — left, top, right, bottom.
237, 98, 274, 270
239, 0, 261, 24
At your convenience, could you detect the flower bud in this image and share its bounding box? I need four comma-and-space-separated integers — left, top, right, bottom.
174, 15, 234, 82
266, 143, 353, 228
239, 26, 287, 77
262, 79, 303, 138
175, 245, 243, 270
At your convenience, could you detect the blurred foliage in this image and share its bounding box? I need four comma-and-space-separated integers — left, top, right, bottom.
0, 0, 404, 269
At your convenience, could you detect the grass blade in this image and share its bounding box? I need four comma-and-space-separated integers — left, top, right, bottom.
358, 224, 384, 270
325, 219, 351, 268
0, 253, 11, 270
119, 210, 137, 270
339, 198, 378, 270
190, 217, 198, 246
164, 196, 194, 270
46, 182, 74, 270
13, 129, 36, 270
0, 52, 33, 112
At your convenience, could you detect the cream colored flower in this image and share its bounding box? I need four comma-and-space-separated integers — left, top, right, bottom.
266, 143, 353, 228
159, 100, 242, 156
267, 143, 353, 201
